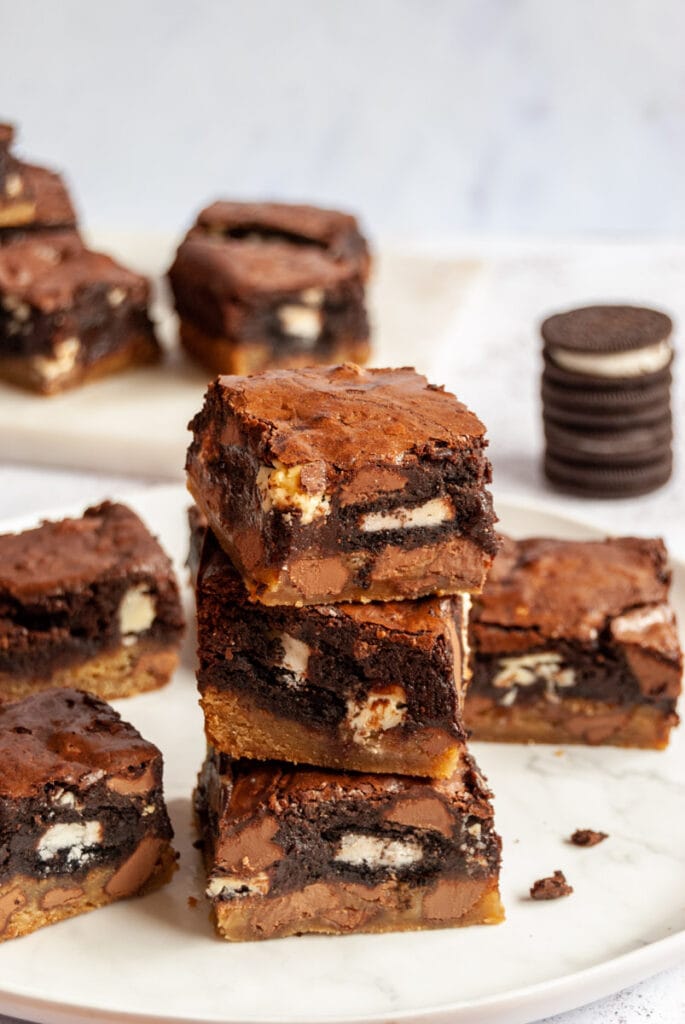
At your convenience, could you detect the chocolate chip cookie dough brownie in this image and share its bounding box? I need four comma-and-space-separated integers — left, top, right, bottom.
196, 523, 471, 778
195, 748, 503, 941
187, 364, 498, 605
0, 123, 77, 240
168, 200, 370, 374
0, 502, 184, 701
0, 689, 176, 941
467, 535, 682, 748
0, 231, 160, 394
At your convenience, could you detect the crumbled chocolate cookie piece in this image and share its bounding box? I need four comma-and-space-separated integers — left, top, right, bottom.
530, 870, 573, 901
570, 829, 608, 847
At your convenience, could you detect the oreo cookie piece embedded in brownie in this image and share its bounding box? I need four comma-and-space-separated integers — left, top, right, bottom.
467, 535, 682, 748
196, 523, 470, 779
187, 364, 498, 605
0, 231, 160, 394
195, 748, 503, 941
0, 501, 184, 701
0, 124, 77, 239
0, 688, 176, 942
168, 200, 371, 375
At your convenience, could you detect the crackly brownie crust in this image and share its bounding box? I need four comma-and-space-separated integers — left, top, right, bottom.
467, 535, 682, 748
187, 364, 498, 605
195, 520, 470, 778
195, 748, 503, 941
0, 125, 77, 238
0, 688, 176, 941
0, 501, 184, 700
169, 200, 371, 375
0, 232, 159, 394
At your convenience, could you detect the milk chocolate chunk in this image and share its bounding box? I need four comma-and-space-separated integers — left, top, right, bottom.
0, 231, 160, 394
467, 535, 682, 748
0, 123, 77, 239
187, 364, 498, 605
195, 520, 470, 778
195, 748, 503, 941
0, 688, 176, 941
0, 501, 184, 701
168, 200, 371, 375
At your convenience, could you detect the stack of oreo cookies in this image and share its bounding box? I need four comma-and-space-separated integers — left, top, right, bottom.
541, 305, 674, 497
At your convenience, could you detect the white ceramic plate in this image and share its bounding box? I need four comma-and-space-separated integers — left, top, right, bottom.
0, 485, 683, 1024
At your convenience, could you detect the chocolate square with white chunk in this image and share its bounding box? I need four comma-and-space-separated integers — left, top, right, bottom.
0, 688, 176, 942
168, 200, 371, 375
187, 364, 498, 605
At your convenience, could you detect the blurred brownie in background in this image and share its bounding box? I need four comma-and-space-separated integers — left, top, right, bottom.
0, 231, 160, 394
467, 534, 682, 748
0, 123, 78, 241
0, 502, 184, 700
169, 200, 371, 374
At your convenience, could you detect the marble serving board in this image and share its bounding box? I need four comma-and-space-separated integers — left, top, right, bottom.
0, 233, 482, 480
0, 485, 682, 1024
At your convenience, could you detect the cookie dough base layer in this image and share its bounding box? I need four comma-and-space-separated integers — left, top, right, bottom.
466, 694, 678, 749
0, 331, 159, 395
180, 319, 370, 376
0, 839, 177, 942
211, 876, 503, 942
0, 641, 179, 702
201, 686, 465, 779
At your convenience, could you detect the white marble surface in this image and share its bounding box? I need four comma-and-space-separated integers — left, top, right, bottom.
2, 0, 685, 238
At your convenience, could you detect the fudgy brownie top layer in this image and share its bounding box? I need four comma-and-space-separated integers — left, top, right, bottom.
0, 688, 160, 799
542, 305, 672, 354
214, 752, 492, 834
0, 232, 148, 312
0, 501, 175, 601
200, 364, 487, 470
474, 535, 672, 643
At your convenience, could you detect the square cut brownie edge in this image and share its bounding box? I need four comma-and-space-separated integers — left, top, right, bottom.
186, 364, 498, 605
0, 501, 185, 701
168, 200, 371, 376
467, 535, 682, 748
195, 518, 470, 779
0, 688, 176, 941
0, 232, 159, 394
195, 748, 503, 941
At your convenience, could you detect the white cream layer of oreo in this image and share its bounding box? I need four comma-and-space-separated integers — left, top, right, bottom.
37, 821, 103, 864
493, 652, 575, 705
360, 496, 454, 533
550, 339, 671, 378
334, 832, 423, 869
118, 585, 156, 645
278, 633, 310, 686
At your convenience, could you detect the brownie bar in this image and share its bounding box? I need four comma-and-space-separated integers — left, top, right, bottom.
187, 364, 498, 605
168, 200, 371, 374
195, 519, 470, 778
0, 502, 184, 701
195, 748, 503, 941
0, 232, 160, 394
0, 689, 176, 941
467, 535, 682, 748
0, 124, 77, 239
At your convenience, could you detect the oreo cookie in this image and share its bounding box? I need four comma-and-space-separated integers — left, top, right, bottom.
544, 452, 673, 499
541, 304, 675, 498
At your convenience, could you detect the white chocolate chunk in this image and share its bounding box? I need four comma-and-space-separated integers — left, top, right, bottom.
335, 833, 423, 869
107, 287, 127, 308
360, 496, 454, 533
33, 337, 80, 383
118, 585, 156, 644
37, 821, 103, 863
207, 872, 270, 899
612, 603, 673, 634
346, 687, 407, 746
550, 339, 671, 378
279, 633, 310, 683
256, 461, 330, 525
493, 652, 575, 705
277, 303, 322, 343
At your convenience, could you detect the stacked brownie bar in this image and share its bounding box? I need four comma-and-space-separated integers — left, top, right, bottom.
0, 123, 77, 242
188, 363, 504, 940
